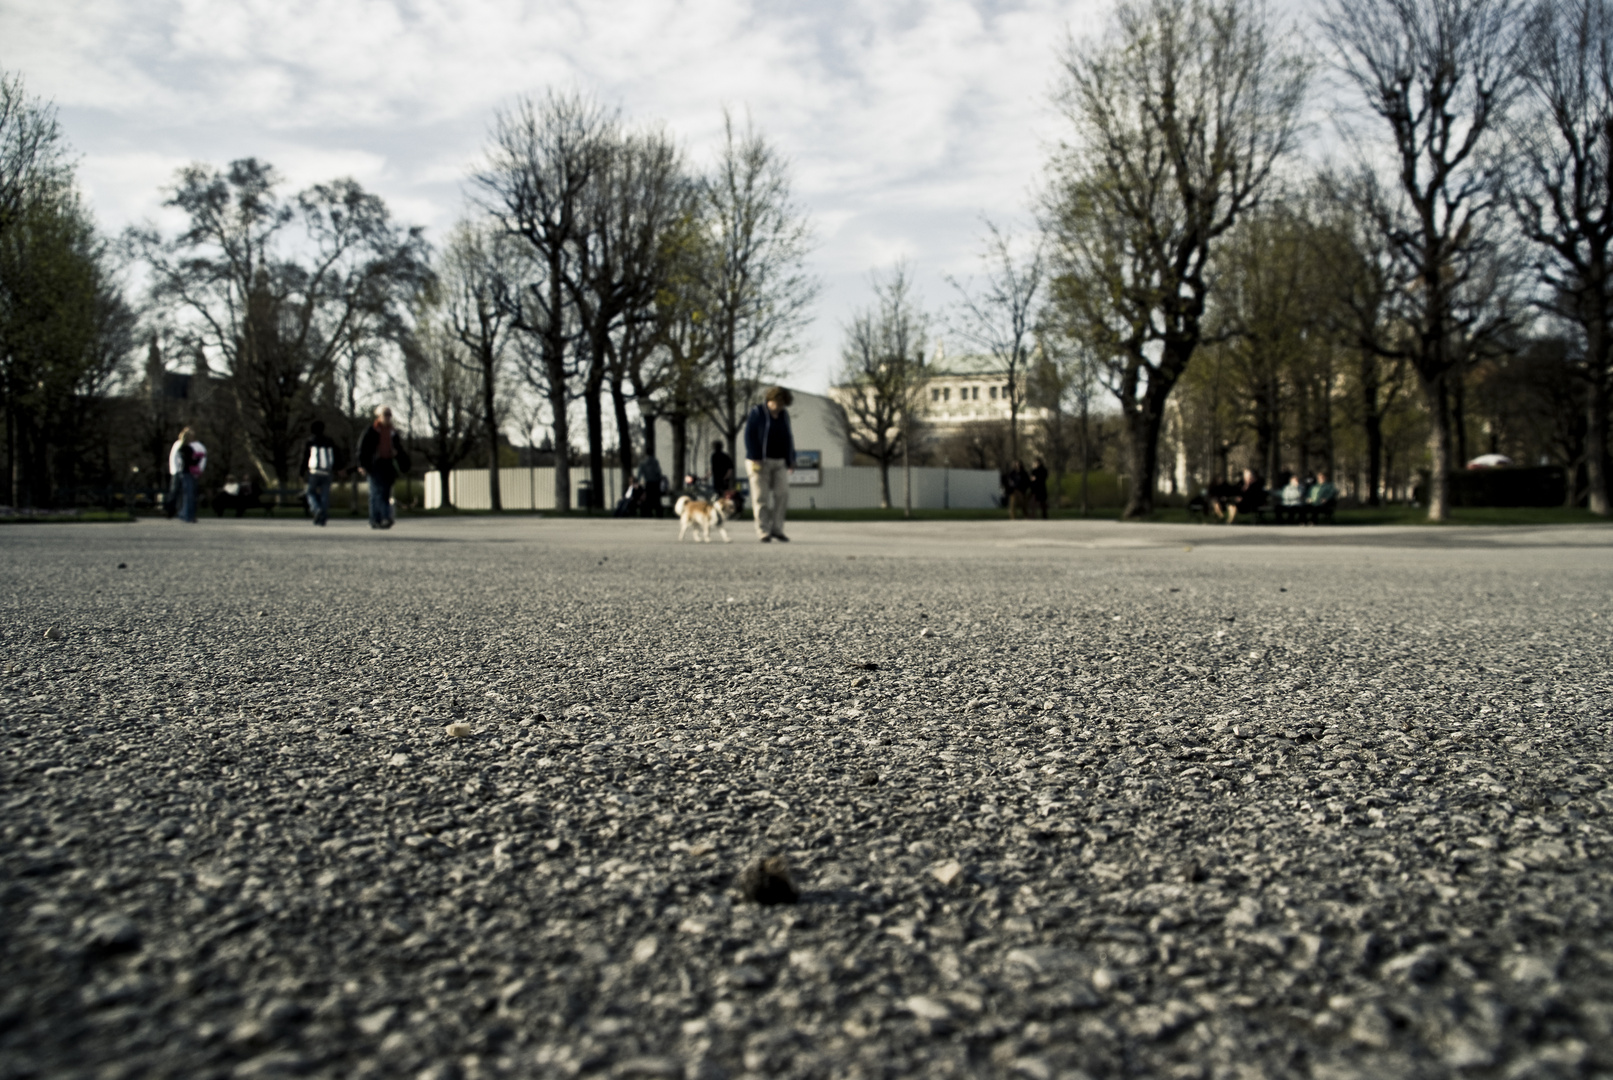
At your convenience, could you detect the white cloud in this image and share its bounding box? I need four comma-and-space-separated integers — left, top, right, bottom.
4, 0, 1119, 390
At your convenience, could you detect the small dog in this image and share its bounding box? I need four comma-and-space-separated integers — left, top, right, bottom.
674, 493, 735, 543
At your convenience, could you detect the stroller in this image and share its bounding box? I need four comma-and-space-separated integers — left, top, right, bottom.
613, 481, 646, 518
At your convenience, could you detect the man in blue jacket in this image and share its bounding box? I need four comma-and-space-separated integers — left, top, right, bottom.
743, 386, 795, 542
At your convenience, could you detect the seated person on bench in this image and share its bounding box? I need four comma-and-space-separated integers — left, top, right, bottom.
1224, 468, 1264, 524
1305, 471, 1338, 523
1196, 475, 1236, 520
1278, 471, 1306, 523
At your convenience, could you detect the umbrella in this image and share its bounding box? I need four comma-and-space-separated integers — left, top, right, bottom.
1466, 453, 1513, 469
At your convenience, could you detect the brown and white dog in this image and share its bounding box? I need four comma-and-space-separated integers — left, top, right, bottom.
674, 493, 736, 543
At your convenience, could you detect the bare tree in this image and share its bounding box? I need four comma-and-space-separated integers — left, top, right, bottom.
1322, 0, 1526, 519
642, 220, 718, 486
1509, 0, 1613, 514
440, 222, 521, 510
571, 127, 690, 503
1044, 0, 1309, 517
476, 92, 616, 512
1211, 204, 1331, 482
833, 265, 929, 509
401, 317, 480, 507
948, 223, 1043, 463
1033, 321, 1104, 513
132, 160, 430, 485
0, 71, 70, 238
700, 112, 817, 456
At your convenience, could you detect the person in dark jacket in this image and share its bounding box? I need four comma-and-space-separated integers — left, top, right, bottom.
710, 438, 734, 495
1224, 467, 1264, 525
358, 406, 409, 530
743, 386, 795, 542
1004, 460, 1030, 520
299, 420, 339, 526
635, 454, 664, 518
1029, 458, 1050, 519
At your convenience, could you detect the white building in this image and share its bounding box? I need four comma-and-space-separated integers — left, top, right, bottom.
917, 347, 1051, 438
827, 346, 1052, 447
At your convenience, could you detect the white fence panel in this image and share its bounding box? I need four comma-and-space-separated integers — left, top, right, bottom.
425, 467, 625, 510
426, 464, 999, 511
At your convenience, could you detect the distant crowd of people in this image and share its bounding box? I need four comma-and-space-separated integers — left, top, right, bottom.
1000, 459, 1051, 519
1194, 467, 1338, 525
164, 406, 407, 530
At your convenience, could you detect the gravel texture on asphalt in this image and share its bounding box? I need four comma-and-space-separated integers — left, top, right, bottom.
2, 515, 1611, 1080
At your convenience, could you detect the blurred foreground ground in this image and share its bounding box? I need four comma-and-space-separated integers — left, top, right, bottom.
2, 516, 1610, 1079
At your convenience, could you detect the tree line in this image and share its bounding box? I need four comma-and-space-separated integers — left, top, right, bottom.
5, 0, 1611, 521
0, 84, 815, 512
833, 0, 1613, 520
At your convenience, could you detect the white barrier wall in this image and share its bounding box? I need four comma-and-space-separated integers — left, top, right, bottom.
424, 465, 1001, 510
423, 468, 625, 511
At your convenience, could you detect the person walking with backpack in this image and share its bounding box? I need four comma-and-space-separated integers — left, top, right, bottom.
167, 426, 206, 523
300, 420, 339, 527
357, 406, 409, 530
743, 386, 795, 542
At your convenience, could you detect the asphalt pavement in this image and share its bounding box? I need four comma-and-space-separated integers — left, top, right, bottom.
2, 513, 1610, 1079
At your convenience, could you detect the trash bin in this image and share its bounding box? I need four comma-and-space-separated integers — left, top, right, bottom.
576, 480, 593, 510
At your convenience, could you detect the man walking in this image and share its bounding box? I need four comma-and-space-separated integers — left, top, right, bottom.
710, 438, 734, 494
358, 406, 407, 530
1029, 457, 1050, 519
636, 452, 664, 518
743, 386, 795, 543
301, 419, 338, 527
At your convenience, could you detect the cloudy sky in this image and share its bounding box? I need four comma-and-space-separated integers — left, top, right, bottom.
2, 0, 1136, 393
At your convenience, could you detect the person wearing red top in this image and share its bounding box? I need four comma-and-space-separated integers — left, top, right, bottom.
357, 406, 409, 530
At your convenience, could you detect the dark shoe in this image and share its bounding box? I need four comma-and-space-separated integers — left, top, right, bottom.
759, 535, 772, 543
771, 532, 790, 542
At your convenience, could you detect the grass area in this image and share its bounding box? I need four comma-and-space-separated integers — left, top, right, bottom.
1098, 505, 1611, 527
46, 503, 1593, 527
0, 509, 136, 524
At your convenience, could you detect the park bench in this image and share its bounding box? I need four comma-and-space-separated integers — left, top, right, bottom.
1255, 492, 1335, 525
213, 486, 309, 517
1187, 489, 1335, 524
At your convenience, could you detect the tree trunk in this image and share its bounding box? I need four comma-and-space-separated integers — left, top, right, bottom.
1078, 395, 1090, 516
642, 410, 658, 463
584, 342, 606, 510
903, 418, 911, 518
438, 464, 454, 510
1587, 371, 1609, 515
482, 349, 502, 512
1451, 362, 1468, 469
1419, 369, 1452, 521
1365, 411, 1384, 508
1265, 371, 1281, 483
1253, 377, 1277, 485
878, 457, 891, 509
1121, 399, 1164, 518
671, 414, 688, 495
542, 263, 571, 512
610, 368, 634, 494
1362, 355, 1383, 506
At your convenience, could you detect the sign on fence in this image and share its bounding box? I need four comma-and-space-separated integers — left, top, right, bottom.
789, 450, 821, 486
